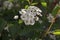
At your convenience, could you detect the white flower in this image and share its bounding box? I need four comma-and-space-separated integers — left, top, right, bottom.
47, 14, 54, 22
14, 15, 18, 19
19, 6, 42, 25
3, 1, 13, 9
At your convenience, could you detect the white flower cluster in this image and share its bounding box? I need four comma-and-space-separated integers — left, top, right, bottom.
3, 1, 13, 10
19, 6, 42, 25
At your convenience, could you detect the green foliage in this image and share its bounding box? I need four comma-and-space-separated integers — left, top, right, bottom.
52, 4, 60, 17
41, 2, 47, 7
0, 0, 60, 40
0, 18, 7, 32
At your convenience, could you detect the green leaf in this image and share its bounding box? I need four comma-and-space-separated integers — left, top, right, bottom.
8, 0, 14, 2
25, 5, 29, 9
26, 0, 30, 2
41, 2, 47, 7
0, 18, 7, 32
18, 19, 23, 24
52, 29, 60, 35
31, 3, 38, 5
52, 4, 60, 17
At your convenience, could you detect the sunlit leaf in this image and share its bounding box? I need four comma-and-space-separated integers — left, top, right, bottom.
25, 5, 29, 9
52, 29, 60, 35
41, 2, 47, 7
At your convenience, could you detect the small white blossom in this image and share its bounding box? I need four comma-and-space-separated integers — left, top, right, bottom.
39, 20, 43, 24
3, 1, 13, 9
30, 19, 35, 25
24, 19, 35, 25
28, 6, 42, 16
27, 9, 37, 16
14, 15, 18, 19
47, 14, 54, 22
28, 6, 42, 12
19, 9, 26, 14
35, 16, 39, 21
36, 9, 42, 12
36, 12, 42, 16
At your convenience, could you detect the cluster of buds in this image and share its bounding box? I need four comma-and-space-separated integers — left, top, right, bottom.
19, 6, 42, 25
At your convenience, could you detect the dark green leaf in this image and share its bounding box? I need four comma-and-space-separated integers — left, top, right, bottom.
8, 23, 21, 38
52, 5, 60, 17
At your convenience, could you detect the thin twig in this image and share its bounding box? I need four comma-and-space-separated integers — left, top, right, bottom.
44, 17, 56, 37
43, 9, 60, 38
